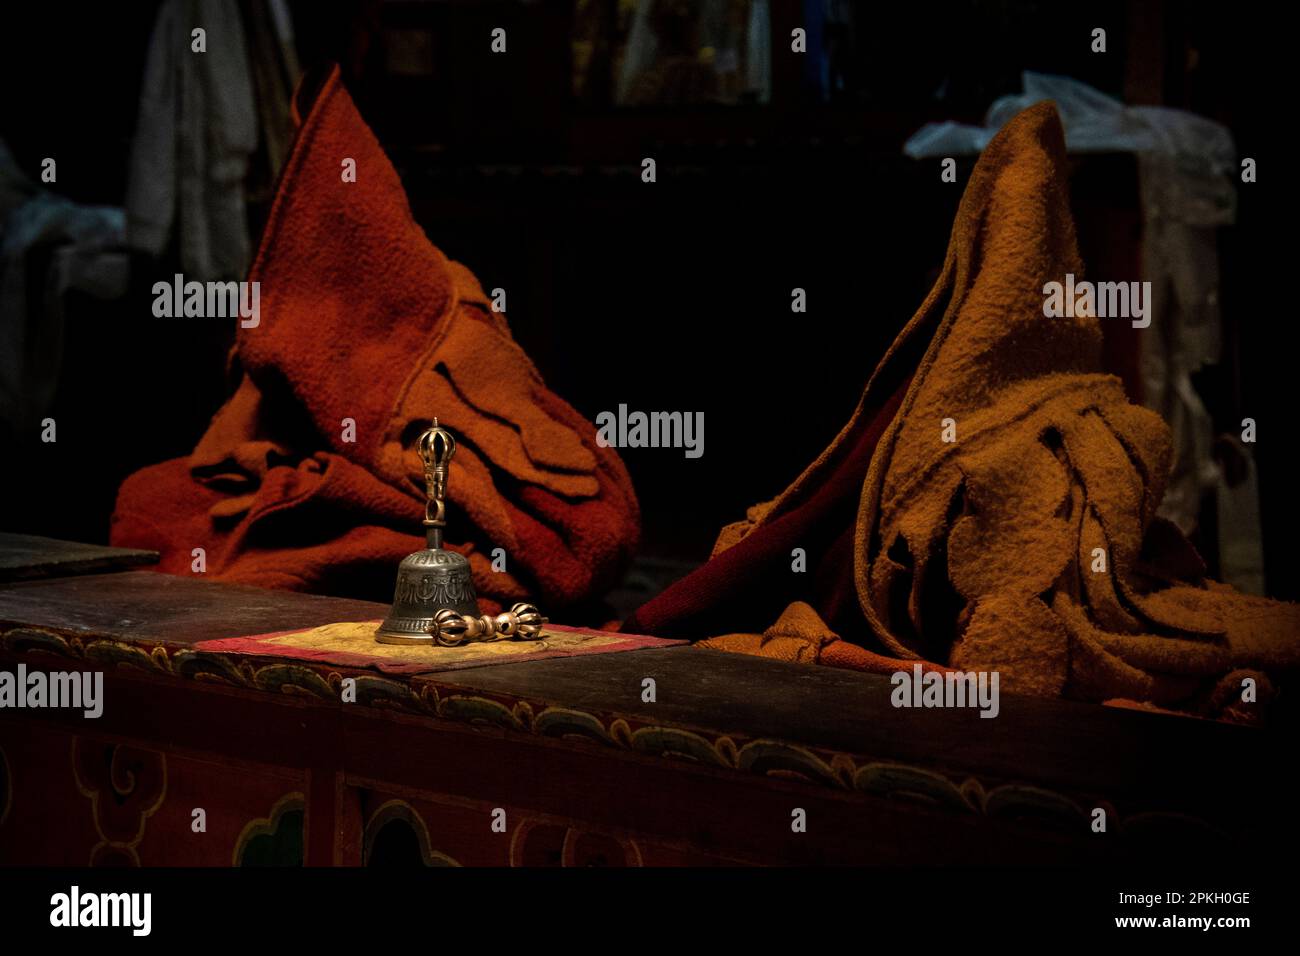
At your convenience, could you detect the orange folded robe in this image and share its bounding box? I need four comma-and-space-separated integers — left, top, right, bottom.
696, 103, 1298, 718
111, 66, 639, 611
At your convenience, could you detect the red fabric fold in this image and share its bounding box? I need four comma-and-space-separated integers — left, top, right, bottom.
111, 66, 639, 610
625, 376, 910, 645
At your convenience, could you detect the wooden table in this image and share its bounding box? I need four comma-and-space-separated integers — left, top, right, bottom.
0, 570, 1290, 866
0, 532, 156, 583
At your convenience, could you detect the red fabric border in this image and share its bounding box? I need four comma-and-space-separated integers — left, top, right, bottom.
193, 622, 684, 675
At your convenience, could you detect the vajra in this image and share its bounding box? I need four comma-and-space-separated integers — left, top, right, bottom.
427, 603, 547, 647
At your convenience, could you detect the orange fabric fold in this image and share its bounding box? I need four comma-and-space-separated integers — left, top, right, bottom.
700, 601, 949, 677
691, 103, 1297, 720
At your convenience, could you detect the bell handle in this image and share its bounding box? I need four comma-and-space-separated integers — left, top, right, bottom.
417, 419, 455, 549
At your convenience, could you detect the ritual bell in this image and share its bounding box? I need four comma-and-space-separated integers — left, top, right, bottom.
375, 420, 482, 644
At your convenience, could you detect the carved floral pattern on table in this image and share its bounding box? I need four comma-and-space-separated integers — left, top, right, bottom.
233, 792, 305, 866
0, 623, 1222, 839
363, 799, 460, 866
71, 738, 167, 867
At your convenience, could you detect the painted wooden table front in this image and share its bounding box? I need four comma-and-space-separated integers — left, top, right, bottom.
0, 572, 1286, 866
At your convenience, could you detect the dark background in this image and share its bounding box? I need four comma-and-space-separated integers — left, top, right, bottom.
1, 0, 1293, 606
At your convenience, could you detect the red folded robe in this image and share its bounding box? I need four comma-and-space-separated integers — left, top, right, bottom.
111, 66, 640, 611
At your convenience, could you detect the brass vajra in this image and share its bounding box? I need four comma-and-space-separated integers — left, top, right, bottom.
429, 603, 549, 647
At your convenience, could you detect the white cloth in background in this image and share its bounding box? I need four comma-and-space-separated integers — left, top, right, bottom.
904, 71, 1234, 160
126, 0, 257, 281
903, 72, 1261, 593
1137, 147, 1236, 542
1217, 454, 1265, 595
0, 141, 127, 430
745, 0, 771, 103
